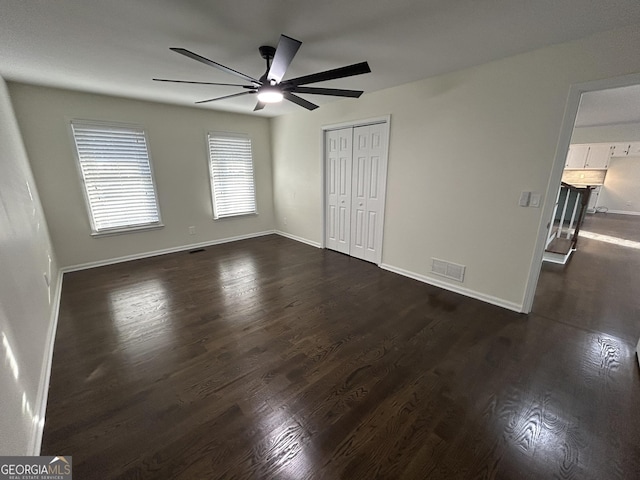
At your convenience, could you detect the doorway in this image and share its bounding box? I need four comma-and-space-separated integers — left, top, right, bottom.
323, 117, 390, 264
523, 72, 640, 313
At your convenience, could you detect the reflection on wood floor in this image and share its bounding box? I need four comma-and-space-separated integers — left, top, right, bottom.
42, 225, 640, 479
534, 213, 640, 343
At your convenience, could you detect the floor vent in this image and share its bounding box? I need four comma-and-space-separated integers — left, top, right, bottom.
431, 258, 466, 282
189, 248, 206, 254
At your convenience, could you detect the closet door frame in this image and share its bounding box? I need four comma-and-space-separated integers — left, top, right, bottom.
321, 115, 391, 265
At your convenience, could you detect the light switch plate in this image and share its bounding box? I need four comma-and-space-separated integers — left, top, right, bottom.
519, 191, 531, 207
530, 193, 542, 208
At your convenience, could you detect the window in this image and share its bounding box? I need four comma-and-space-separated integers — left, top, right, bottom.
71, 121, 162, 235
207, 133, 257, 219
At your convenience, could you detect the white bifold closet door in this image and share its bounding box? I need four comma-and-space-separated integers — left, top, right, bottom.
326, 128, 353, 255
325, 123, 387, 263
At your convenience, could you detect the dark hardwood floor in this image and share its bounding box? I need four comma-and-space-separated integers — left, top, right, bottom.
42, 229, 640, 479
534, 213, 640, 343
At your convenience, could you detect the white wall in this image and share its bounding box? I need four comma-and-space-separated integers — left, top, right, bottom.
271, 24, 640, 310
8, 85, 275, 268
598, 156, 640, 214
0, 76, 60, 454
571, 122, 640, 143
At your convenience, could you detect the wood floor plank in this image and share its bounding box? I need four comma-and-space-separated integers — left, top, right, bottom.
41, 232, 640, 479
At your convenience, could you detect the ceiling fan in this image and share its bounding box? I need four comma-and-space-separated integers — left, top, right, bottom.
153, 34, 371, 111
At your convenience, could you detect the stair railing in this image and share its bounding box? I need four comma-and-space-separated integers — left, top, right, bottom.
547, 182, 593, 252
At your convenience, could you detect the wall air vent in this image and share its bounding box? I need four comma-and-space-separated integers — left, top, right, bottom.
431, 258, 466, 282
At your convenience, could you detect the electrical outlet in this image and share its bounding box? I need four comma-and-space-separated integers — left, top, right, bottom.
283, 217, 288, 225
188, 226, 196, 235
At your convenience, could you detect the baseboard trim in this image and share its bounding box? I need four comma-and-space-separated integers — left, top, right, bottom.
379, 263, 523, 313
275, 230, 322, 248
604, 210, 640, 216
29, 269, 64, 455
61, 230, 277, 273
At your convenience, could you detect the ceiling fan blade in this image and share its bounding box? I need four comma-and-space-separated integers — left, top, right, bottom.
153, 78, 255, 88
289, 86, 364, 98
284, 61, 371, 87
253, 101, 266, 111
170, 48, 260, 85
195, 91, 255, 104
268, 35, 302, 84
283, 92, 319, 111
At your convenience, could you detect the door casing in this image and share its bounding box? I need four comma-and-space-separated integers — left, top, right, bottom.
523, 72, 640, 313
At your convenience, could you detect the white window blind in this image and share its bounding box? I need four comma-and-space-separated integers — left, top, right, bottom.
207, 133, 257, 219
71, 121, 161, 234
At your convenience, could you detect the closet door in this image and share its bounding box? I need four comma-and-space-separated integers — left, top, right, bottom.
350, 124, 385, 263
325, 128, 352, 254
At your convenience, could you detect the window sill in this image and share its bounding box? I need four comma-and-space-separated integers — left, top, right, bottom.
213, 212, 259, 221
90, 223, 165, 238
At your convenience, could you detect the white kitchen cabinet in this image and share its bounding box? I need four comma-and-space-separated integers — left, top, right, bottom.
565, 142, 639, 170
565, 145, 590, 168
584, 144, 610, 169
611, 143, 630, 157
611, 142, 640, 157
566, 144, 610, 169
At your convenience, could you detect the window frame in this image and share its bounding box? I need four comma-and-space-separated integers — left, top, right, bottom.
69, 119, 163, 236
207, 131, 258, 220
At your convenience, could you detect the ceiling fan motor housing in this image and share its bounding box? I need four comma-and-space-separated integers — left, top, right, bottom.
259, 45, 276, 61
258, 46, 276, 84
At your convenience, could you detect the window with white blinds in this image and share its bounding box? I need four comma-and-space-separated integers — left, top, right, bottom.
207, 133, 257, 219
71, 121, 162, 234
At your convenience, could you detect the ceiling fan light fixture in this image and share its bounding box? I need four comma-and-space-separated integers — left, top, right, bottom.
257, 85, 283, 103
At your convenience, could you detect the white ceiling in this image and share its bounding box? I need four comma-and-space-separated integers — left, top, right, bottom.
575, 84, 640, 128
2, 0, 640, 117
